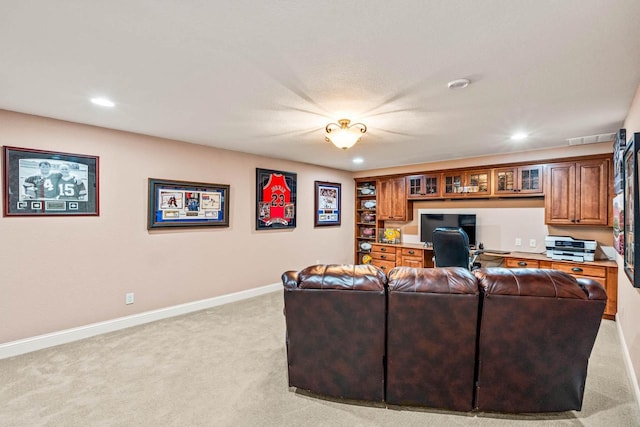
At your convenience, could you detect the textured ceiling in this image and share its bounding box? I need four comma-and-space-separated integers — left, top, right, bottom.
1, 1, 639, 171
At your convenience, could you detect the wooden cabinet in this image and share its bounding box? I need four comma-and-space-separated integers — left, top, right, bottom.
370, 244, 396, 272
406, 174, 441, 199
545, 159, 609, 225
504, 254, 617, 320
550, 262, 617, 320
494, 165, 543, 196
355, 179, 377, 264
398, 247, 425, 268
442, 169, 491, 198
377, 176, 410, 220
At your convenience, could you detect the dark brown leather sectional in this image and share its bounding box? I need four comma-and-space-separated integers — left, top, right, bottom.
281, 264, 607, 414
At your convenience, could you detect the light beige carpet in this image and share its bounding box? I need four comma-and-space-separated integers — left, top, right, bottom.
1, 291, 639, 426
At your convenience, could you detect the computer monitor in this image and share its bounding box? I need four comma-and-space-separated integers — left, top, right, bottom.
420, 213, 477, 247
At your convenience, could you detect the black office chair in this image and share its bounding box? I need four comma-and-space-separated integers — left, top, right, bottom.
432, 227, 472, 269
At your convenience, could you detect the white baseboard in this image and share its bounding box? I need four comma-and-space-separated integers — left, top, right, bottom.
616, 314, 640, 411
0, 283, 281, 360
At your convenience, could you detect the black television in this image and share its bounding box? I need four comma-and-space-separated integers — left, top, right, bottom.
420, 213, 477, 247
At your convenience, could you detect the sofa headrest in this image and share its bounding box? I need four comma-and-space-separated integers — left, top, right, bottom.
288, 264, 387, 291
387, 266, 478, 295
473, 268, 606, 300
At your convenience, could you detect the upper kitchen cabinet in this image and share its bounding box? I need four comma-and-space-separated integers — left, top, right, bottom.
406, 174, 441, 199
544, 158, 609, 225
377, 176, 411, 221
442, 169, 491, 198
493, 164, 544, 196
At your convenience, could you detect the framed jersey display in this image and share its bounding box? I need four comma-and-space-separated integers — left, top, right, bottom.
3, 146, 99, 216
147, 178, 230, 229
256, 168, 297, 230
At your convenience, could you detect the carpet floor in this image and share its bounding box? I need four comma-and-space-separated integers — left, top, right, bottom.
1, 291, 639, 426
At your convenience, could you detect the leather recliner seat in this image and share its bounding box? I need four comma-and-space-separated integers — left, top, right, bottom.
386, 266, 479, 411
281, 265, 607, 413
473, 268, 607, 412
281, 264, 387, 401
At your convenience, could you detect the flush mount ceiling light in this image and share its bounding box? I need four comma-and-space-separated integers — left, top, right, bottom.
325, 119, 367, 150
90, 97, 115, 107
511, 132, 528, 141
447, 78, 470, 90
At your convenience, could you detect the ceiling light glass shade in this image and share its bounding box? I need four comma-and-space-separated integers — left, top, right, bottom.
325, 119, 367, 149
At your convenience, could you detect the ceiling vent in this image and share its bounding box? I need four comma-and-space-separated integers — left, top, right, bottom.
566, 133, 615, 146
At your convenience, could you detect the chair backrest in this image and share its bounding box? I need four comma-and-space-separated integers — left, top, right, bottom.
281, 264, 387, 401
386, 266, 479, 411
472, 267, 607, 412
432, 227, 470, 269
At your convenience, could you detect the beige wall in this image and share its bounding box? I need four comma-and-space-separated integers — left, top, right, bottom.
0, 110, 354, 343
619, 85, 640, 391
0, 104, 628, 358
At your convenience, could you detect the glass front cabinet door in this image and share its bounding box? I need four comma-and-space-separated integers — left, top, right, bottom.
494, 165, 543, 196
442, 169, 491, 198
406, 174, 441, 199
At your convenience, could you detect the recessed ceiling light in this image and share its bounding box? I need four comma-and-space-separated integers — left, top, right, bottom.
353, 157, 364, 164
511, 132, 528, 141
90, 97, 115, 107
447, 78, 470, 89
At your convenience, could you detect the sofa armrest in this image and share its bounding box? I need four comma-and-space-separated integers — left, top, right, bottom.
282, 271, 299, 290
576, 278, 607, 301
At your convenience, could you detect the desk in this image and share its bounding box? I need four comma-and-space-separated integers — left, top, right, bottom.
366, 243, 617, 319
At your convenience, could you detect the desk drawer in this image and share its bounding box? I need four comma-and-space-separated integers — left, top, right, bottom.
400, 248, 423, 257
371, 251, 396, 262
371, 244, 394, 254
505, 258, 539, 268
551, 263, 606, 278
372, 259, 395, 272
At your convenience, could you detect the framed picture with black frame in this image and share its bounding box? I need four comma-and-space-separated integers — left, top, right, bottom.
147, 178, 230, 229
314, 181, 341, 227
623, 132, 640, 287
614, 128, 626, 195
3, 146, 99, 216
256, 168, 297, 230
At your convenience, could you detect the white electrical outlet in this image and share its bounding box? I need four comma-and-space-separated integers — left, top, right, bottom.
515, 238, 522, 246
529, 239, 537, 248
125, 293, 134, 305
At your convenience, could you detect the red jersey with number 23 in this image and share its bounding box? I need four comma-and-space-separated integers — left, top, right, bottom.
262, 173, 290, 223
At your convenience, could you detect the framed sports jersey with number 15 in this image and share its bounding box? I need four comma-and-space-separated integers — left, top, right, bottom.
256, 168, 297, 230
3, 146, 99, 216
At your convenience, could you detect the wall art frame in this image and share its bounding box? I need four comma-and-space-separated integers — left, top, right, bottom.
256, 168, 297, 230
3, 146, 99, 216
147, 178, 229, 229
614, 128, 626, 195
314, 180, 341, 227
623, 132, 640, 287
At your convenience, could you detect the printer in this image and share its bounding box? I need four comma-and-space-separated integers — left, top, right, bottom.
545, 235, 603, 262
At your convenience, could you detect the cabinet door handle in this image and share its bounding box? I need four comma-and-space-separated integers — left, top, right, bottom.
572, 267, 583, 273
380, 266, 386, 270
518, 261, 527, 266
408, 250, 415, 255
381, 255, 386, 259
381, 247, 386, 252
